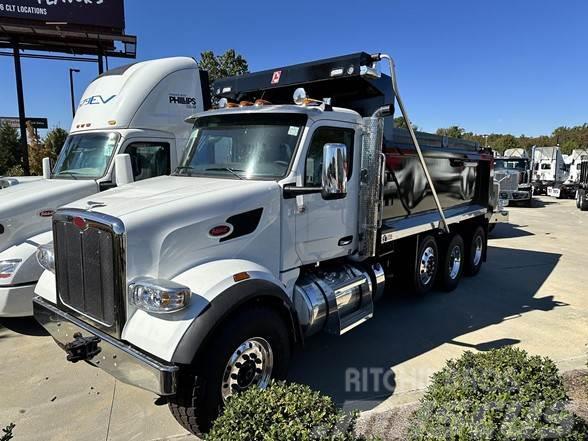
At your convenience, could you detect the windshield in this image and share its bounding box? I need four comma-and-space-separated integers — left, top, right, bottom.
494, 159, 528, 171
175, 113, 307, 180
53, 132, 120, 179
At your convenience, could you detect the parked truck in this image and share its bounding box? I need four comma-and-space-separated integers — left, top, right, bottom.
532, 146, 567, 196
33, 52, 495, 435
556, 148, 588, 199
0, 57, 210, 317
493, 149, 533, 206
577, 155, 588, 210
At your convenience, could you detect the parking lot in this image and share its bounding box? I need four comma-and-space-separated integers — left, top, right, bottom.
1, 195, 587, 441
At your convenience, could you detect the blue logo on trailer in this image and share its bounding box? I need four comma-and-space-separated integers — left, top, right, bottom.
79, 95, 117, 107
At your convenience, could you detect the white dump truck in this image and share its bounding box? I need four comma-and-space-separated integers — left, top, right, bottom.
33, 52, 495, 435
0, 57, 210, 317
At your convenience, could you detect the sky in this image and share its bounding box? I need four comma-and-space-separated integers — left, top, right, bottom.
1, 0, 587, 137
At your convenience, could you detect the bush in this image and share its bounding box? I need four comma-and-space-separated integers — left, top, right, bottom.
207, 382, 366, 441
1, 423, 15, 441
409, 347, 587, 440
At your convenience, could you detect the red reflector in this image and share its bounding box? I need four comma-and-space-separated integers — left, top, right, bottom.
209, 225, 231, 237
73, 216, 87, 230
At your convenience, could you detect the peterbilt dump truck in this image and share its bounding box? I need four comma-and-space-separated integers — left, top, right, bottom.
0, 57, 210, 317
33, 52, 495, 435
494, 149, 533, 207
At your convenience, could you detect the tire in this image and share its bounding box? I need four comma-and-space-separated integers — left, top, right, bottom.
168, 305, 291, 435
438, 234, 465, 292
577, 191, 581, 209
411, 234, 438, 295
464, 226, 486, 276
580, 190, 588, 211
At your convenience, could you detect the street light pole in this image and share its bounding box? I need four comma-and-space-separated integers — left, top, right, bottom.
69, 68, 80, 117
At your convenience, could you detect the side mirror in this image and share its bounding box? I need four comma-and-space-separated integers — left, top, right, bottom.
42, 157, 51, 179
321, 143, 348, 200
114, 154, 135, 186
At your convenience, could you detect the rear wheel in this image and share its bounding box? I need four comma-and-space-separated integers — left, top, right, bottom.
411, 234, 438, 295
438, 234, 464, 292
464, 226, 486, 276
168, 305, 291, 435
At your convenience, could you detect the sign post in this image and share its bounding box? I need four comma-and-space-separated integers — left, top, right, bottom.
12, 42, 29, 175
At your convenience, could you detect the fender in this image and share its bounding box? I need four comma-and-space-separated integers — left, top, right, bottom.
0, 230, 53, 286
121, 259, 299, 363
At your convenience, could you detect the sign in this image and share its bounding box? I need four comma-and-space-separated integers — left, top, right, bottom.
0, 0, 125, 31
0, 117, 48, 130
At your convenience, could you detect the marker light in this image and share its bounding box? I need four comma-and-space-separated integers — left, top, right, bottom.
293, 88, 307, 105
0, 259, 22, 280
36, 244, 55, 274
129, 278, 191, 313
218, 98, 228, 108
330, 68, 344, 77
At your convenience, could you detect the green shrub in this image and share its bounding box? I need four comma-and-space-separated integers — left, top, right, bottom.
207, 382, 366, 441
409, 347, 587, 440
1, 423, 15, 441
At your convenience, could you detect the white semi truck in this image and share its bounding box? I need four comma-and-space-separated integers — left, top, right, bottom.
555, 148, 588, 199
0, 57, 210, 317
33, 52, 495, 435
532, 146, 567, 195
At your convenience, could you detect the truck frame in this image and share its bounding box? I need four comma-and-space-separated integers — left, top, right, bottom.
33, 52, 495, 435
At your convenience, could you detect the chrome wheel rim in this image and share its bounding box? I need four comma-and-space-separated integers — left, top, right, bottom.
448, 245, 462, 280
221, 337, 273, 402
473, 236, 483, 267
419, 246, 436, 285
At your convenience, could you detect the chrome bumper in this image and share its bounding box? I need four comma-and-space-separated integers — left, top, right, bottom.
33, 296, 178, 395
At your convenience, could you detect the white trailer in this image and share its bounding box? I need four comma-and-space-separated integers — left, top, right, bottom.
33, 52, 495, 435
0, 57, 210, 317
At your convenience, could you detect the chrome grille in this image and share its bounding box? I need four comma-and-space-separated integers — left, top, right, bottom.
495, 171, 519, 192
53, 210, 126, 336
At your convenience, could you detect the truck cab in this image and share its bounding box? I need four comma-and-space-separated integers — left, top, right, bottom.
33, 52, 494, 436
494, 154, 533, 206
0, 57, 210, 317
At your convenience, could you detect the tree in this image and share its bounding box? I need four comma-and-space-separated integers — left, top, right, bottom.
492, 134, 520, 154
0, 122, 20, 176
436, 126, 465, 138
394, 116, 418, 131
44, 127, 68, 159
197, 49, 249, 100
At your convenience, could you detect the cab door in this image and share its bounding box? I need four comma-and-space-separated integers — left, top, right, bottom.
294, 124, 360, 264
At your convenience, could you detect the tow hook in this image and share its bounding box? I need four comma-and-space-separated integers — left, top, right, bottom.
64, 332, 102, 363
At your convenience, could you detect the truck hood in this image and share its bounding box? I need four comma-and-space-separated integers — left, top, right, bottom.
0, 176, 43, 188
0, 178, 97, 252
65, 175, 282, 280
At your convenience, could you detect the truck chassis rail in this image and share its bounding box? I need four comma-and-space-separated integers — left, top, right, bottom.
381, 204, 488, 243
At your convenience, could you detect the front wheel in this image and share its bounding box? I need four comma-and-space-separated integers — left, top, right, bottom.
465, 226, 486, 276
579, 190, 588, 211
168, 305, 291, 436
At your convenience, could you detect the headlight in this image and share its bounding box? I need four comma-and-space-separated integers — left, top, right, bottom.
36, 244, 55, 273
129, 278, 191, 313
0, 259, 22, 280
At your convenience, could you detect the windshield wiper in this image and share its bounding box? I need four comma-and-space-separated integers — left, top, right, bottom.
205, 167, 245, 180
54, 171, 80, 180
175, 166, 195, 176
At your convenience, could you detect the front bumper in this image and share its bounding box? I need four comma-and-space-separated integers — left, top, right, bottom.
499, 190, 531, 201
0, 283, 35, 317
33, 296, 178, 395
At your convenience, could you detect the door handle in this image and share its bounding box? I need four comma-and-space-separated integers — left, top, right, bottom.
338, 236, 353, 246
